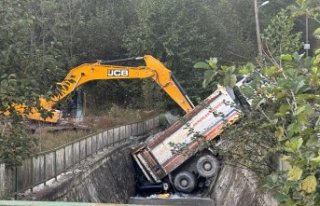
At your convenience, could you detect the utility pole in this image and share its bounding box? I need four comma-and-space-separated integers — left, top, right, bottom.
305, 12, 310, 57
254, 0, 263, 56
254, 0, 269, 57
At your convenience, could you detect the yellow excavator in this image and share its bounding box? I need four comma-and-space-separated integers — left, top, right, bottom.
9, 55, 195, 123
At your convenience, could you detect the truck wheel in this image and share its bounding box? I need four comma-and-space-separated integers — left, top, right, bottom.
196, 155, 219, 178
174, 171, 197, 193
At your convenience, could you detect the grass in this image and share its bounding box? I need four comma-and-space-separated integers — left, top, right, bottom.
30, 106, 159, 153
33, 130, 91, 152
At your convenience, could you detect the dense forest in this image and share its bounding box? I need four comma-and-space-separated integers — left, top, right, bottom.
1, 0, 320, 205
2, 0, 317, 112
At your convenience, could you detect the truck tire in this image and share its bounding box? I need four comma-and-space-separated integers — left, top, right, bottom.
174, 171, 197, 193
196, 155, 219, 178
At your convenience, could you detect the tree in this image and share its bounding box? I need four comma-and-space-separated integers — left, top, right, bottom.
195, 1, 320, 204
209, 0, 256, 62
124, 0, 217, 105
263, 9, 302, 58
0, 0, 60, 166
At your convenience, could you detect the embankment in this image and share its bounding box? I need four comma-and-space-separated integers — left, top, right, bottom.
22, 140, 139, 203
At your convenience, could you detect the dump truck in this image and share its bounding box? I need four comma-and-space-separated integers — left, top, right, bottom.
132, 78, 249, 193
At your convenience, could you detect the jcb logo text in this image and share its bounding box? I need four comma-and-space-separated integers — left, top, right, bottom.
107, 70, 129, 77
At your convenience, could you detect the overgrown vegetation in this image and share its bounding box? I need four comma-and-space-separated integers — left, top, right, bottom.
0, 0, 272, 167
262, 9, 302, 57
32, 106, 157, 152
195, 1, 320, 204
1, 0, 320, 204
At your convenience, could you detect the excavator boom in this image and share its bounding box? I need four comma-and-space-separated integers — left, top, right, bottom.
12, 55, 194, 123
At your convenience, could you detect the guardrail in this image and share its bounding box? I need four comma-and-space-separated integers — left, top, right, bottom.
0, 115, 160, 199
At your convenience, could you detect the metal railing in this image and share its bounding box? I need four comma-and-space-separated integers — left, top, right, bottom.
0, 116, 160, 198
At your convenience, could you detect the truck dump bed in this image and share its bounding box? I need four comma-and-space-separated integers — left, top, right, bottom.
132, 86, 240, 183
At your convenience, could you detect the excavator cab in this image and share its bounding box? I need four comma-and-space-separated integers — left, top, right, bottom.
63, 89, 84, 123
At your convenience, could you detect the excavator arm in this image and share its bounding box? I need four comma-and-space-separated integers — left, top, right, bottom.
13, 55, 194, 123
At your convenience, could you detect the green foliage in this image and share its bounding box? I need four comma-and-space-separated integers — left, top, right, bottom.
0, 0, 79, 166
194, 57, 245, 88
0, 0, 315, 175
0, 123, 37, 167
263, 9, 302, 58
124, 0, 214, 102
197, 1, 320, 204
0, 75, 39, 168
0, 0, 41, 167
0, 0, 281, 117
242, 52, 320, 205
208, 0, 256, 62
200, 50, 320, 205
123, 0, 260, 104
314, 28, 320, 40
141, 80, 167, 110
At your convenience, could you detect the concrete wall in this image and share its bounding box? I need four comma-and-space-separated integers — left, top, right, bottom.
0, 165, 5, 196
25, 143, 137, 203
0, 165, 15, 198
1, 114, 278, 205
17, 144, 278, 206
25, 146, 277, 205
0, 116, 159, 199
212, 165, 277, 206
